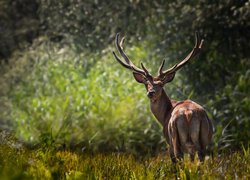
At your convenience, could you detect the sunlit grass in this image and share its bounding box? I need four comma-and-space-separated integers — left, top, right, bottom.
0, 137, 249, 180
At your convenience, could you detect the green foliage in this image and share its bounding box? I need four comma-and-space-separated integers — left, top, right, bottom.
212, 69, 250, 150
0, 41, 166, 154
0, 134, 249, 179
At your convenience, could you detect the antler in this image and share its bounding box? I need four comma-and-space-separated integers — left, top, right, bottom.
112, 33, 151, 77
158, 31, 204, 77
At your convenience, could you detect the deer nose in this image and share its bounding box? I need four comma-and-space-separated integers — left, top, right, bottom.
147, 91, 155, 98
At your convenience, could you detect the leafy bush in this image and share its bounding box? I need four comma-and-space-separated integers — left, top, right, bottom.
211, 69, 250, 151
1, 40, 168, 154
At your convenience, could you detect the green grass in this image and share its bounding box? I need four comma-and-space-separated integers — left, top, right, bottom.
0, 135, 249, 180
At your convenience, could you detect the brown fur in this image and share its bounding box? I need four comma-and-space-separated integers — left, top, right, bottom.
152, 91, 213, 162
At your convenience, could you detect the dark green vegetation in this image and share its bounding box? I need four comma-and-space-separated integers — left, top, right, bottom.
0, 0, 249, 179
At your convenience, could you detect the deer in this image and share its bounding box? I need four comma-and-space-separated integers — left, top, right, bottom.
112, 32, 213, 163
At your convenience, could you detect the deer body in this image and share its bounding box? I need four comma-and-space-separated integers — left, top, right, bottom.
150, 89, 213, 162
113, 32, 213, 162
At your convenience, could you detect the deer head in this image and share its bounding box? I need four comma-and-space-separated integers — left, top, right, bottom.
112, 32, 204, 102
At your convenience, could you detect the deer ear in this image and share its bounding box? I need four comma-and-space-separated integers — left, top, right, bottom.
133, 72, 147, 84
161, 72, 176, 84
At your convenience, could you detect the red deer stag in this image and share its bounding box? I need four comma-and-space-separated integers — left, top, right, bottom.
112, 32, 213, 162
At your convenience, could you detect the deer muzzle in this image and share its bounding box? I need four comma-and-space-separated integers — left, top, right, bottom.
147, 91, 156, 98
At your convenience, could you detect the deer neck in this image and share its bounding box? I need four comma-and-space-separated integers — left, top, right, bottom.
150, 90, 173, 126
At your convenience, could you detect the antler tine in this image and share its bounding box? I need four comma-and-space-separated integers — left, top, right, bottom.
158, 59, 165, 75
141, 62, 151, 76
119, 36, 125, 49
113, 33, 147, 75
112, 51, 133, 70
160, 31, 204, 76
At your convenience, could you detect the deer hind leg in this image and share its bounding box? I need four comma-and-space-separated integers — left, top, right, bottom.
169, 134, 183, 163
189, 115, 202, 161
175, 115, 196, 161
192, 140, 203, 162
198, 116, 213, 162
195, 138, 205, 162
169, 144, 177, 163
168, 121, 183, 162
198, 148, 205, 162
173, 135, 183, 161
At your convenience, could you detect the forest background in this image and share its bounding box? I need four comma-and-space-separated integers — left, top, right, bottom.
0, 0, 249, 179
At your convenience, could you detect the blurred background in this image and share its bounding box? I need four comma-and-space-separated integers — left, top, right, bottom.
0, 0, 249, 154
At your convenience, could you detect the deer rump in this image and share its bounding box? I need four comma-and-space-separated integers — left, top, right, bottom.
167, 100, 213, 160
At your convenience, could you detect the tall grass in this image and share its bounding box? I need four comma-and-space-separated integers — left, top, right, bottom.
0, 132, 249, 179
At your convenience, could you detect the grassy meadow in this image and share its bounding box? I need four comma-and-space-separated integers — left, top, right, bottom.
0, 131, 249, 179
1, 1, 250, 179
